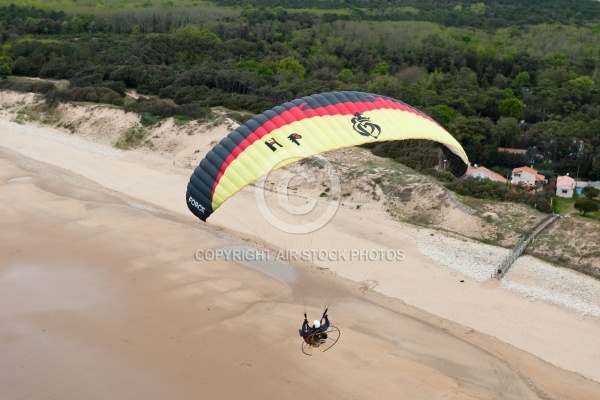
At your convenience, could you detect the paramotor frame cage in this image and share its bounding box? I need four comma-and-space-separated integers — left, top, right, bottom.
301, 326, 340, 356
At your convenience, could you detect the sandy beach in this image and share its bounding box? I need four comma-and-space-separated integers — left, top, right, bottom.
2, 99, 600, 399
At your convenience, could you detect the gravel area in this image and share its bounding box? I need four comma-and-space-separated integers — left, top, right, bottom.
408, 230, 509, 282
409, 230, 600, 319
503, 255, 600, 318
0, 120, 123, 160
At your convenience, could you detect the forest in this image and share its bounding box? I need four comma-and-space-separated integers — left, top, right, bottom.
1, 0, 600, 182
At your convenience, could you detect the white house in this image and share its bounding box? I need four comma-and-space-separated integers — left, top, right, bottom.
466, 165, 508, 183
556, 175, 576, 198
511, 166, 545, 187
574, 179, 600, 188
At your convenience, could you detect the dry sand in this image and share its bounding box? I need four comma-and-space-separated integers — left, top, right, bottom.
1, 97, 600, 398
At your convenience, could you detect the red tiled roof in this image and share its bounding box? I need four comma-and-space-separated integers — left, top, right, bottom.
557, 175, 575, 188
512, 166, 538, 174
466, 165, 508, 183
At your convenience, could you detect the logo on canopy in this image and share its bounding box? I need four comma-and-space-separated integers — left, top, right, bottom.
288, 133, 302, 146
351, 112, 381, 139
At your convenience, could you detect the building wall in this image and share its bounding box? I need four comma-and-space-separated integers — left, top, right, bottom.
511, 171, 535, 185
468, 171, 494, 181
574, 181, 600, 188
556, 185, 574, 198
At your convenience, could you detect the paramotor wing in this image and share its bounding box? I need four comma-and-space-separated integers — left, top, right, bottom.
186, 91, 469, 222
